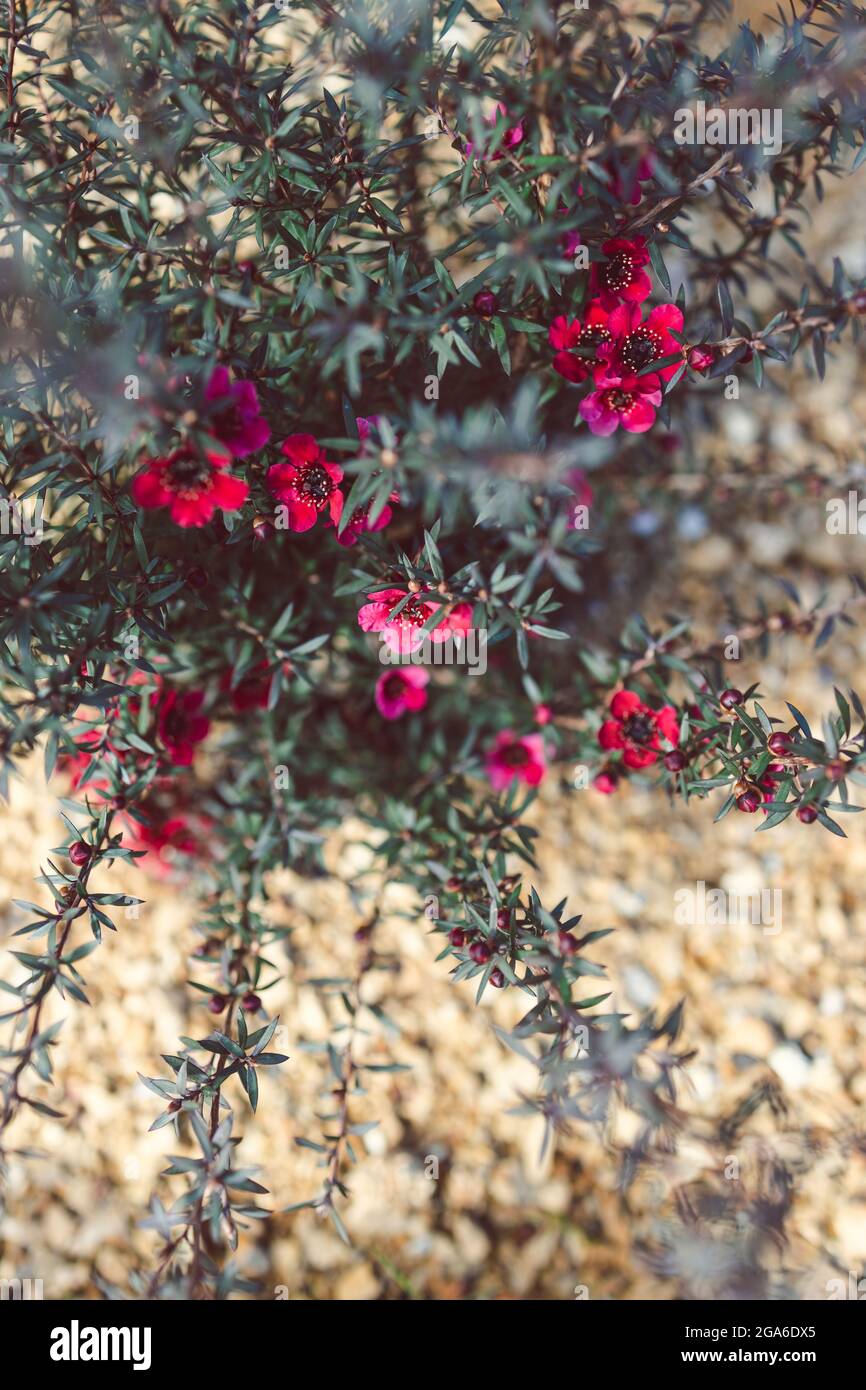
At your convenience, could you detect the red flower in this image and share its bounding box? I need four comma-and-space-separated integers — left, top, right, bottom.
133, 814, 198, 857
549, 303, 615, 383
131, 444, 249, 528
358, 588, 473, 655
60, 729, 110, 794
598, 690, 680, 769
266, 434, 344, 532
334, 492, 399, 547
485, 730, 547, 792
375, 667, 430, 720
608, 301, 685, 382
153, 689, 210, 766
606, 153, 654, 206
125, 804, 208, 877
204, 366, 270, 457
589, 236, 652, 311
220, 661, 272, 712
579, 367, 662, 436
333, 421, 400, 546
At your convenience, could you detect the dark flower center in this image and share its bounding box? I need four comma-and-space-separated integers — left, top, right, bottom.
581, 325, 613, 361
167, 453, 212, 491
622, 713, 654, 744
620, 327, 664, 373
211, 399, 244, 438
295, 461, 335, 508
499, 741, 529, 768
602, 388, 635, 413
601, 251, 635, 293
162, 707, 190, 740
383, 673, 407, 699
401, 596, 430, 627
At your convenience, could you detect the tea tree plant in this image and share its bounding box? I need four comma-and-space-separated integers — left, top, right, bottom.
1, 0, 865, 1295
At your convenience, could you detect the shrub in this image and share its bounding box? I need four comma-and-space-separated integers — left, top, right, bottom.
1, 0, 865, 1297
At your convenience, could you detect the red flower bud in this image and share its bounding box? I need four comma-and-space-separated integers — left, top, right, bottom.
469, 941, 491, 964
207, 993, 227, 1014
473, 290, 499, 317
736, 790, 761, 813
767, 732, 791, 755
69, 841, 92, 866
797, 805, 818, 823
687, 345, 714, 371
720, 688, 743, 710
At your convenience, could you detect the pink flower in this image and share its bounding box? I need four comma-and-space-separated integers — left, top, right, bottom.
589, 236, 652, 311
579, 367, 662, 435
559, 224, 582, 259
564, 467, 594, 528
356, 416, 380, 445
375, 667, 430, 720
131, 444, 249, 528
358, 588, 473, 654
608, 301, 685, 382
598, 690, 680, 770
485, 730, 547, 792
534, 703, 553, 726
266, 434, 344, 532
549, 303, 615, 383
204, 366, 270, 457
332, 416, 400, 544
467, 103, 525, 161
334, 492, 399, 547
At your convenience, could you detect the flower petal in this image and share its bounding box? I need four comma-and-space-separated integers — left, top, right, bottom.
210, 472, 249, 511
610, 690, 641, 719
131, 466, 172, 510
